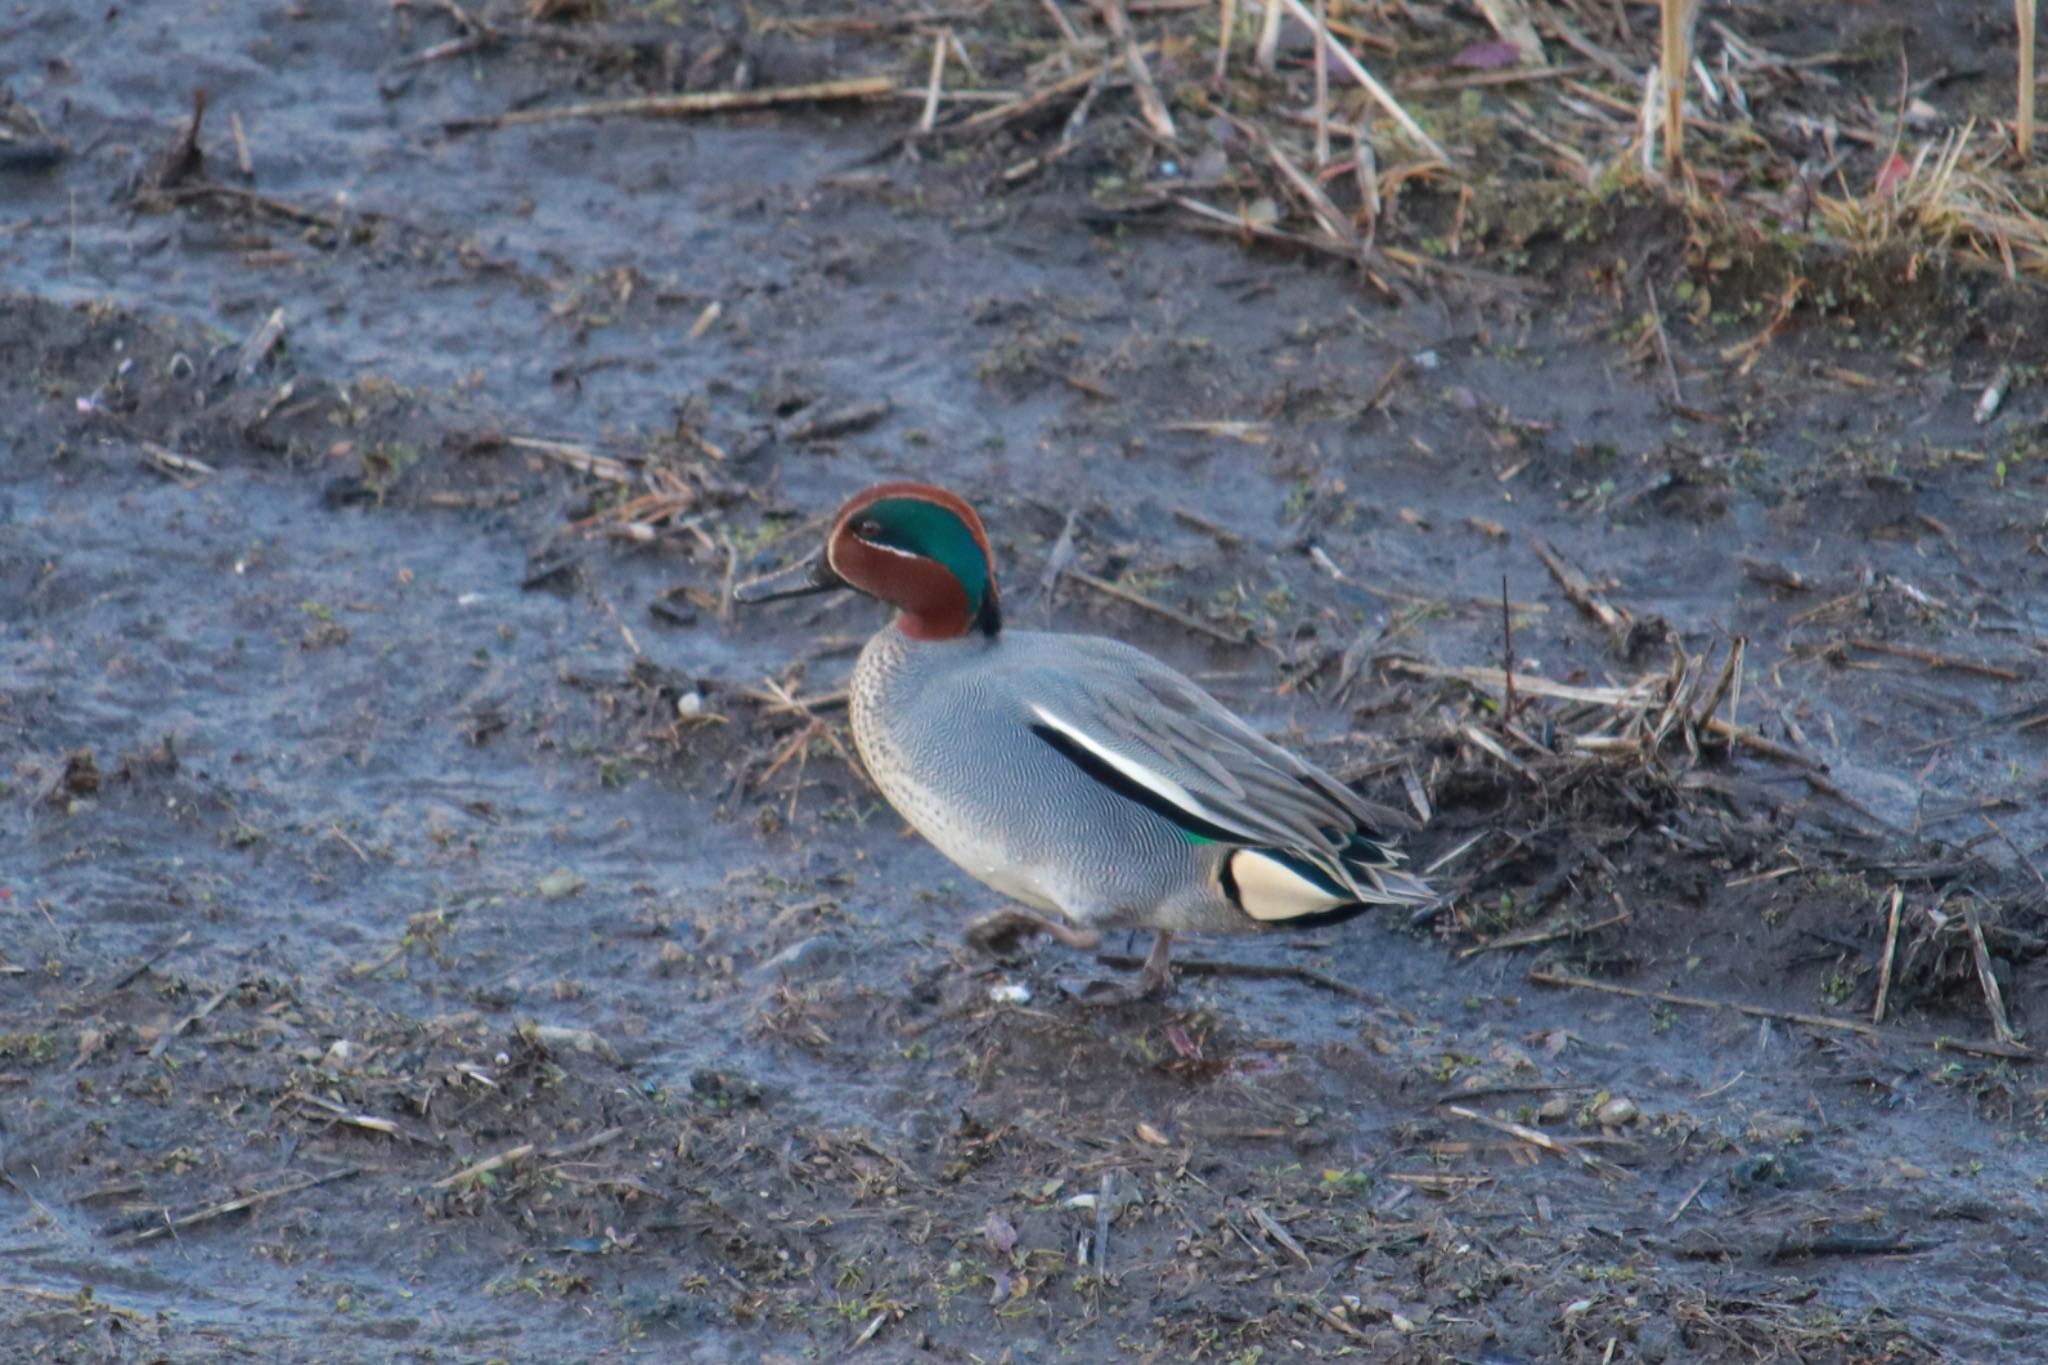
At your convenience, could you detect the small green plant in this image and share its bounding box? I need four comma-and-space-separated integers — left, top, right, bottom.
1822, 971, 1856, 1007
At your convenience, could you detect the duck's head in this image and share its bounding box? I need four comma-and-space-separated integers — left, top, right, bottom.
733, 482, 1001, 641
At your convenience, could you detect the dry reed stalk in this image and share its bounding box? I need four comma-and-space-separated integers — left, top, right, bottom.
919, 29, 950, 134
1546, 9, 1633, 81
1441, 1104, 1630, 1176
505, 435, 633, 482
1242, 115, 1352, 240
1719, 275, 1804, 372
1387, 659, 1661, 710
1458, 906, 1630, 960
1659, 0, 1694, 176
113, 1167, 362, 1247
2021, 0, 2038, 161
1278, 0, 1450, 164
1096, 0, 1176, 139
1353, 129, 1380, 239
1848, 636, 2021, 681
433, 1144, 536, 1190
140, 441, 215, 481
1069, 567, 1248, 644
1872, 885, 1903, 1025
1531, 538, 1627, 637
1690, 636, 1744, 731
1402, 63, 1588, 95
1171, 194, 1363, 274
1040, 0, 1083, 45
1725, 632, 1743, 733
1312, 0, 1330, 165
1643, 279, 1682, 406
1964, 904, 2020, 1044
452, 76, 895, 130
1254, 0, 1282, 72
1214, 0, 1236, 83
1531, 971, 2037, 1060
229, 110, 253, 177
953, 60, 1114, 135
1634, 65, 1659, 177
1461, 724, 1538, 783
1498, 108, 1595, 186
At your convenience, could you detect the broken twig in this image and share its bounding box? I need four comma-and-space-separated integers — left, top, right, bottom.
1871, 884, 1903, 1025
1093, 952, 1372, 1000
112, 1166, 359, 1247
1096, 0, 1175, 140
1068, 568, 1249, 646
448, 77, 895, 132
1530, 970, 2034, 1060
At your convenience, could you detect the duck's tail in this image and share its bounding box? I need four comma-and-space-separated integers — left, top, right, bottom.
1223, 835, 1437, 927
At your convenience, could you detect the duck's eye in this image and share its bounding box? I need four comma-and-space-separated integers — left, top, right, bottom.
854, 518, 883, 538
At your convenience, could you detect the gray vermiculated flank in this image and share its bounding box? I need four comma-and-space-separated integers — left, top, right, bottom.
849, 623, 1425, 934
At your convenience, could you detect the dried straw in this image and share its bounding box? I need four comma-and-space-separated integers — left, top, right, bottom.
918, 30, 950, 134
2020, 0, 2038, 161
1214, 0, 1236, 83
1658, 0, 1696, 177
1311, 0, 1329, 166
1254, 0, 1282, 73
1279, 0, 1450, 164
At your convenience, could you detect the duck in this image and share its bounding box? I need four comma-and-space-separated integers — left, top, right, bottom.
733, 481, 1434, 998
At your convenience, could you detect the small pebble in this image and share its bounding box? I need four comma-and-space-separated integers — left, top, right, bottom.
1595, 1096, 1639, 1127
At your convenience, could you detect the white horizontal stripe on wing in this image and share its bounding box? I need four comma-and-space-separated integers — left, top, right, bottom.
1029, 702, 1244, 836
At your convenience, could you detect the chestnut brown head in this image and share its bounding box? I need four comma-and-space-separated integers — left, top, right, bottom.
733, 482, 1001, 641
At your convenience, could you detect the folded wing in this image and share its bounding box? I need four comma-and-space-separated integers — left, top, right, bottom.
1023, 645, 1434, 920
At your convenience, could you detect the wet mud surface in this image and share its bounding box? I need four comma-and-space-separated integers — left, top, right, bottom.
5, 2, 2048, 1361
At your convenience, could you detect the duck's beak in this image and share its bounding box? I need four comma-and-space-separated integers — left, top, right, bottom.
731, 547, 848, 605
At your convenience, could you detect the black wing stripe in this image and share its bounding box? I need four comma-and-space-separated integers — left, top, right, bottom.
1217, 848, 1243, 911
1029, 723, 1247, 845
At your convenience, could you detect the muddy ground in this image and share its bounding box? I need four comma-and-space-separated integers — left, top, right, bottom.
5, 1, 2048, 1361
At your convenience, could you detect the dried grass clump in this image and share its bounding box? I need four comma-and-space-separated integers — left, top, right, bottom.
1392, 633, 1752, 794
431, 0, 2048, 296
1815, 122, 2048, 281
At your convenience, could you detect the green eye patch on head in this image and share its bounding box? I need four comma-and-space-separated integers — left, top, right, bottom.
859, 498, 991, 616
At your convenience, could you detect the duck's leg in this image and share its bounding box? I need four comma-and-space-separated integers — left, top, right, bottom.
1075, 931, 1178, 1005
964, 908, 1102, 955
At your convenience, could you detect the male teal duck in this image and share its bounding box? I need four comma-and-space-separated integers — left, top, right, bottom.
734, 482, 1434, 998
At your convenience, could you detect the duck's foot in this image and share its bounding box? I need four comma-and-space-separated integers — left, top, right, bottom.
1076, 932, 1176, 1004
964, 908, 1103, 957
